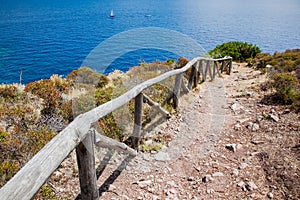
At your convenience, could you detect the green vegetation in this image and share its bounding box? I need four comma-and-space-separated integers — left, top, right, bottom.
250, 49, 300, 110
67, 67, 109, 88
141, 141, 163, 152
271, 73, 300, 107
249, 49, 300, 72
209, 41, 261, 62
25, 75, 73, 114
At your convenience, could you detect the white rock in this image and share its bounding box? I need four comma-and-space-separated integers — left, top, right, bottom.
212, 172, 224, 177
239, 162, 248, 169
225, 144, 242, 152
256, 115, 264, 122
246, 181, 258, 191
234, 124, 242, 131
137, 180, 152, 188
269, 114, 279, 122
247, 122, 259, 131
268, 192, 274, 199
154, 151, 170, 161
232, 168, 239, 176
231, 103, 238, 111
252, 123, 260, 131
237, 181, 245, 187
207, 189, 214, 194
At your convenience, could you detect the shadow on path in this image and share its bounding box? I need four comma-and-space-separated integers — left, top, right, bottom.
75, 152, 134, 199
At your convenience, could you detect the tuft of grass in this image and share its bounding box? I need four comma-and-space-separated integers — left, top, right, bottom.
141, 141, 163, 152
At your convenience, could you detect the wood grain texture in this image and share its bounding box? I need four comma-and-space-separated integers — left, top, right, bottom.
76, 131, 99, 200
94, 130, 137, 156
133, 93, 143, 149
143, 94, 170, 117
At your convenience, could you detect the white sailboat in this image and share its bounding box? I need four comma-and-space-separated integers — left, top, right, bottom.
110, 9, 115, 17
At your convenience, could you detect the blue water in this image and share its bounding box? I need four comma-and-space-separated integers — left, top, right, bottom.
0, 0, 299, 84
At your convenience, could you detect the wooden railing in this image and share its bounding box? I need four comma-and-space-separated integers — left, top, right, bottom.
0, 56, 232, 200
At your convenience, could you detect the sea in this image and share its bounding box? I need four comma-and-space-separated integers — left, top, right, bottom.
0, 0, 299, 84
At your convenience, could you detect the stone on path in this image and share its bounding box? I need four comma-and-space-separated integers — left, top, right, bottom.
154, 151, 171, 161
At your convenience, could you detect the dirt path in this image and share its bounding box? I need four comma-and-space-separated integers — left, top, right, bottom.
51, 63, 299, 200
89, 63, 258, 199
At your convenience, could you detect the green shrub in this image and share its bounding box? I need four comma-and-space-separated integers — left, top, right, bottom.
72, 93, 96, 117
271, 73, 300, 105
0, 161, 19, 186
67, 67, 109, 88
0, 85, 19, 100
0, 126, 55, 187
209, 41, 261, 62
251, 50, 300, 72
95, 86, 114, 105
25, 80, 62, 114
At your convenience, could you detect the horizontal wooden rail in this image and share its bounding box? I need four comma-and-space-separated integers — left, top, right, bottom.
94, 130, 137, 156
0, 56, 232, 199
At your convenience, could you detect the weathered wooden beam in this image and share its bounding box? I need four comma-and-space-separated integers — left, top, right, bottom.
220, 60, 225, 73
173, 73, 183, 109
187, 65, 196, 89
76, 131, 99, 200
181, 81, 190, 94
193, 61, 199, 88
195, 60, 201, 84
132, 93, 143, 149
198, 59, 204, 82
204, 60, 210, 82
215, 61, 222, 77
94, 130, 137, 156
143, 94, 170, 118
212, 61, 217, 80
229, 58, 233, 74
208, 60, 213, 80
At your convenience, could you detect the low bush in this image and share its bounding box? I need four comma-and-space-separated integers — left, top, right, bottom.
209, 41, 261, 62
66, 67, 109, 88
0, 85, 18, 100
271, 73, 300, 107
25, 80, 62, 114
250, 49, 300, 72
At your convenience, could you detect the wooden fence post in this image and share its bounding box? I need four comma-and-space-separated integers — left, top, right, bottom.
76, 130, 99, 200
215, 61, 222, 77
198, 60, 204, 82
208, 60, 213, 80
187, 64, 196, 89
173, 73, 183, 109
195, 60, 201, 84
213, 61, 218, 80
220, 60, 225, 73
133, 93, 143, 149
204, 60, 210, 82
229, 58, 233, 74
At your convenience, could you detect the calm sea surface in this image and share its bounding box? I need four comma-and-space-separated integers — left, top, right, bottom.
0, 0, 299, 84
